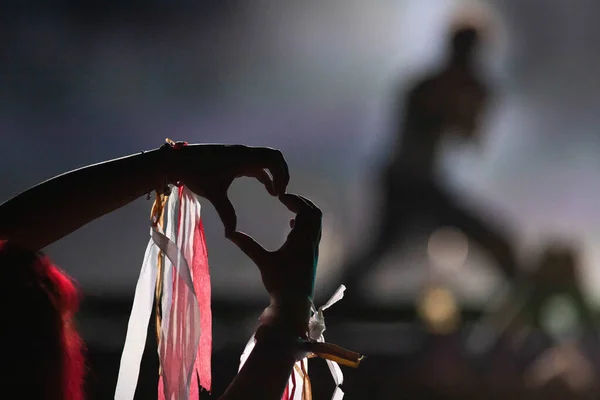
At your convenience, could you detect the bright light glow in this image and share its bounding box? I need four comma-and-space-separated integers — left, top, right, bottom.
418, 286, 460, 335
540, 294, 581, 341
427, 226, 469, 271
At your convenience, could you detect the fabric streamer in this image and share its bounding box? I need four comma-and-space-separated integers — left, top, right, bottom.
238, 285, 360, 400
308, 285, 347, 399
115, 186, 212, 400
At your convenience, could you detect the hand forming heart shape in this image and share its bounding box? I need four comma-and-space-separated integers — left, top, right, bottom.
227, 193, 323, 330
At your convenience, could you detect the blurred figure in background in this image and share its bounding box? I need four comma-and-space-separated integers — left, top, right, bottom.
470, 241, 598, 397
339, 18, 518, 300
520, 243, 598, 399
523, 243, 597, 341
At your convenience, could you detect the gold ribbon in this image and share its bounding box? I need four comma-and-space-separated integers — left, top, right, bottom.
291, 339, 362, 399
150, 192, 169, 375
304, 341, 364, 368
293, 361, 313, 400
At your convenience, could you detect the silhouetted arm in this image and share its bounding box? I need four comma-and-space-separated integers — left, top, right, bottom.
219, 329, 299, 400
221, 194, 321, 400
0, 149, 167, 251
0, 143, 289, 251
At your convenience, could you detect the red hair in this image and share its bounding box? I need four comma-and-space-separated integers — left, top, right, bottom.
0, 240, 85, 400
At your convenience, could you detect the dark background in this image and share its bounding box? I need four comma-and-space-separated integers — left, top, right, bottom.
4, 0, 600, 398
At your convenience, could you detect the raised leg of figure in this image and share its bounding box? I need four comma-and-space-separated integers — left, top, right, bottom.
434, 193, 518, 280
337, 176, 416, 297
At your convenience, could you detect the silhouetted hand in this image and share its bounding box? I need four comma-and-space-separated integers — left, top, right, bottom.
227, 193, 322, 332
171, 144, 290, 232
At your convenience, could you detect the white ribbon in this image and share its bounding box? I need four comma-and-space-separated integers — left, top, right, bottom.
309, 285, 346, 398
154, 228, 200, 400
115, 188, 202, 400
115, 232, 160, 400
238, 284, 348, 400
160, 189, 179, 342
158, 187, 201, 400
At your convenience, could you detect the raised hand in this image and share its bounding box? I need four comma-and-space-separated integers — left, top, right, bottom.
171, 144, 290, 232
227, 193, 322, 333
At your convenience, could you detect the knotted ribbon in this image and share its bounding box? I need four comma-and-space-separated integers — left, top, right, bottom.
115, 186, 212, 400
239, 285, 362, 400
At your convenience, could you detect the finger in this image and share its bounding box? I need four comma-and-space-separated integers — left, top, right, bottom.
260, 148, 289, 195
248, 169, 277, 196
295, 195, 322, 226
289, 195, 322, 244
210, 192, 237, 233
227, 231, 269, 265
279, 193, 313, 214
295, 194, 319, 211
280, 194, 322, 225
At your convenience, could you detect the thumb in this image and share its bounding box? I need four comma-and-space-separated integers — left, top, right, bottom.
227, 231, 269, 267
210, 192, 237, 233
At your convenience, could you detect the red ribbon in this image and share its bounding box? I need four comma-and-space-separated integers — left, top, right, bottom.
157, 185, 212, 399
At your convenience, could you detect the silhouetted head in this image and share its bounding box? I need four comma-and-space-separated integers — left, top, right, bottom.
541, 243, 578, 268
536, 241, 580, 283
0, 241, 85, 400
449, 25, 481, 62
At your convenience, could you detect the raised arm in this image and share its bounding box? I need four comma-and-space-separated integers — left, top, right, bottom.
0, 142, 289, 251
221, 194, 321, 400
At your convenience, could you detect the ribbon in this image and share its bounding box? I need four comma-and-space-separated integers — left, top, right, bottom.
239, 338, 311, 400
307, 285, 346, 398
114, 228, 161, 400
115, 186, 211, 400
115, 194, 166, 400
238, 285, 362, 400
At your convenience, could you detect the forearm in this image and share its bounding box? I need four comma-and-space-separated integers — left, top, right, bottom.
220, 296, 313, 400
219, 334, 298, 400
0, 148, 166, 251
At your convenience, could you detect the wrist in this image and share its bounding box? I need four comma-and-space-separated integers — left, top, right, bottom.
259, 295, 313, 339
253, 324, 308, 361
254, 324, 302, 344
161, 139, 190, 186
